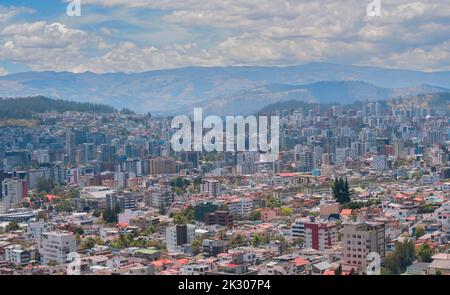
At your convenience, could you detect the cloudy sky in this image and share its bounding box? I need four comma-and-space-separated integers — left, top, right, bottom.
0, 0, 450, 75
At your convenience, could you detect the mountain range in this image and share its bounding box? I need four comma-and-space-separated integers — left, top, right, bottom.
1, 62, 449, 115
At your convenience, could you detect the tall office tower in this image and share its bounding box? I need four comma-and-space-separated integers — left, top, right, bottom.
65, 129, 76, 164
428, 130, 443, 146
1, 178, 28, 211
297, 148, 314, 172
342, 222, 385, 273
81, 143, 96, 163
0, 169, 8, 198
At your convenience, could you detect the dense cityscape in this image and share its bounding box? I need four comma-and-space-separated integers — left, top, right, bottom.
0, 98, 449, 276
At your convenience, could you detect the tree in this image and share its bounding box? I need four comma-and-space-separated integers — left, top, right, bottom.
252, 234, 263, 247
73, 227, 84, 235
417, 243, 433, 262
143, 225, 155, 236
272, 234, 291, 255
103, 206, 120, 223
80, 237, 96, 250
280, 207, 293, 216
5, 221, 20, 232
334, 264, 342, 275
332, 178, 352, 204
191, 239, 203, 255
415, 226, 425, 239
183, 205, 195, 222
173, 213, 188, 225
130, 238, 148, 248
230, 233, 248, 248
383, 253, 400, 274
55, 198, 73, 213
249, 210, 261, 221
384, 239, 416, 274
265, 194, 281, 209
36, 178, 55, 193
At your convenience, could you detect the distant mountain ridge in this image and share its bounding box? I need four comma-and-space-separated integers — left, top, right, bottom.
1, 63, 450, 115
196, 81, 448, 116
0, 96, 117, 120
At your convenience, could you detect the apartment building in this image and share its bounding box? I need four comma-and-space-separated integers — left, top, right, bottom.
39, 231, 77, 265
291, 217, 337, 251
105, 192, 137, 212
146, 181, 173, 210
201, 179, 221, 198
165, 224, 195, 253
5, 245, 31, 266
149, 157, 176, 175
342, 222, 385, 272
205, 211, 233, 228
227, 197, 253, 217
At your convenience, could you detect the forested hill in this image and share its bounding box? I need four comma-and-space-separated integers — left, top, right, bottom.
0, 96, 117, 119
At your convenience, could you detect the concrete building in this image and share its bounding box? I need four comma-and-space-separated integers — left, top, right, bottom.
149, 157, 176, 175
146, 181, 173, 210
291, 217, 337, 251
5, 245, 31, 266
342, 222, 385, 272
166, 224, 195, 253
105, 192, 137, 212
205, 211, 233, 227
39, 231, 77, 265
227, 197, 253, 217
1, 178, 28, 212
201, 179, 221, 198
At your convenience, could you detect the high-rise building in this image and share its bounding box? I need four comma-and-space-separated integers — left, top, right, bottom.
291, 217, 337, 251
297, 149, 314, 172
204, 211, 233, 228
1, 178, 28, 211
0, 169, 8, 198
428, 130, 443, 146
165, 224, 195, 252
65, 129, 76, 164
342, 222, 385, 272
149, 157, 176, 175
146, 180, 173, 210
39, 231, 77, 265
181, 151, 199, 168
201, 179, 221, 197
105, 192, 136, 212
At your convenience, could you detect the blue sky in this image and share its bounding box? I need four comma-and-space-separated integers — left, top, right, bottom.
1, 0, 450, 75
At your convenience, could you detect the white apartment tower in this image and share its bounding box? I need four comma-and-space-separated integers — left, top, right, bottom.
39, 231, 77, 265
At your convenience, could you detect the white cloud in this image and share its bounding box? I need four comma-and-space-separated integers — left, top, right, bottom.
0, 67, 8, 76
3, 0, 450, 72
0, 21, 106, 72
0, 5, 35, 23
